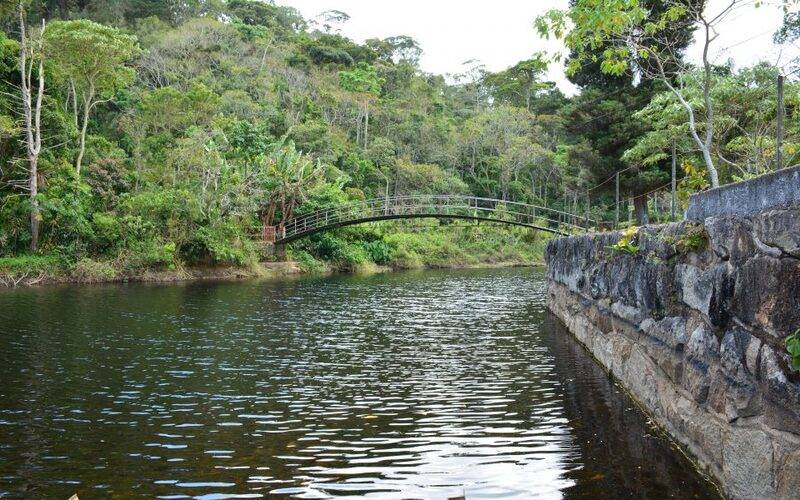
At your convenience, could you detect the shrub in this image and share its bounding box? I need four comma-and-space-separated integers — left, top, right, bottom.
609, 226, 640, 255
121, 239, 178, 271
193, 221, 257, 266
362, 239, 394, 264
0, 254, 62, 273
675, 224, 708, 254
290, 249, 325, 273
71, 258, 118, 282
787, 330, 800, 372
91, 212, 122, 251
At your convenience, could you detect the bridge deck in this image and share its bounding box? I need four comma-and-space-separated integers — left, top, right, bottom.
272, 195, 591, 244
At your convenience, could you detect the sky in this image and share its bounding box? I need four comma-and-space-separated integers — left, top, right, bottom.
275, 0, 797, 95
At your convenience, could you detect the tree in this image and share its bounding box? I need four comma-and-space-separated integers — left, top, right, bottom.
315, 9, 350, 33
45, 19, 141, 175
339, 62, 383, 149
17, 1, 46, 251
256, 139, 324, 235
536, 0, 747, 188
485, 53, 548, 111
366, 35, 422, 65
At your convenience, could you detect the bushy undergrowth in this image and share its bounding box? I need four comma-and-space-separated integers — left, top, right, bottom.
289, 219, 550, 272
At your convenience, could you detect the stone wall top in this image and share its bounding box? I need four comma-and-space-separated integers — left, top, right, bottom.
686, 165, 800, 220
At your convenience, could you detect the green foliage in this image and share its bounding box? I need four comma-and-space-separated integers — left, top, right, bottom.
289, 248, 325, 273
71, 257, 118, 281
193, 221, 256, 266
339, 62, 383, 95
609, 226, 640, 255
362, 239, 394, 264
677, 160, 710, 204
787, 330, 800, 372
2, 0, 789, 282
45, 19, 142, 96
674, 224, 707, 254
0, 254, 62, 273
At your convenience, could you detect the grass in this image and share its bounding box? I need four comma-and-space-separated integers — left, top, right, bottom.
0, 220, 552, 285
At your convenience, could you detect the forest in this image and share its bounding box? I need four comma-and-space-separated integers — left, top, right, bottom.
0, 0, 797, 280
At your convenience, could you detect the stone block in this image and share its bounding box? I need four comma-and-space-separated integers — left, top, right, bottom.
640, 316, 687, 351
611, 301, 644, 325
759, 345, 800, 432
732, 256, 800, 338
722, 426, 776, 499
686, 325, 720, 369
776, 447, 800, 500
753, 208, 800, 258
715, 329, 763, 420
704, 215, 755, 263
678, 264, 712, 315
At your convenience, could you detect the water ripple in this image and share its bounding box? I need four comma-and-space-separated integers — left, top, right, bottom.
0, 268, 719, 498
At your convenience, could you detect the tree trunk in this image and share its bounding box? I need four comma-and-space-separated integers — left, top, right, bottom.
30, 158, 39, 252
19, 8, 45, 252
76, 91, 92, 175
633, 194, 649, 226
384, 176, 390, 214
363, 101, 369, 149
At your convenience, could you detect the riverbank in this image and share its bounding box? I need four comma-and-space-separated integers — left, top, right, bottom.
1, 221, 551, 288
0, 254, 543, 288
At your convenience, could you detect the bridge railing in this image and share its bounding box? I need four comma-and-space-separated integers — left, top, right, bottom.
276, 195, 596, 243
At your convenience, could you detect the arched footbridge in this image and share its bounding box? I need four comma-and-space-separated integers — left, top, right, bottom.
265, 195, 593, 244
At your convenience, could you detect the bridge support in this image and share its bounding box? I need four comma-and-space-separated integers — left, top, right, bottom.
262, 243, 286, 260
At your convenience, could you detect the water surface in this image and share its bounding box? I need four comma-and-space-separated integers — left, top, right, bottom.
0, 268, 719, 498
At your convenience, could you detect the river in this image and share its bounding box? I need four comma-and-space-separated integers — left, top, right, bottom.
0, 268, 720, 499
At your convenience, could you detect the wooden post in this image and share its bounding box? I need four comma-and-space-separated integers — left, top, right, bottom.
777, 74, 785, 170
615, 172, 620, 229
628, 197, 633, 224
585, 192, 590, 232
671, 139, 677, 221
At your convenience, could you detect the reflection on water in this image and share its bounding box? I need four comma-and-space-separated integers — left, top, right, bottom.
0, 268, 719, 499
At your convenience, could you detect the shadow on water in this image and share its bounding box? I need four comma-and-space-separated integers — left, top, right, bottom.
540, 313, 721, 499
0, 268, 720, 498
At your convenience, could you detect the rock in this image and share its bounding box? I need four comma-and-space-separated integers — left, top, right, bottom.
706, 264, 735, 328
686, 325, 720, 370
704, 215, 755, 263
752, 234, 784, 258
678, 264, 712, 314
681, 326, 720, 404
759, 345, 800, 432
672, 394, 724, 466
641, 316, 687, 351
611, 301, 644, 325
745, 336, 762, 376
715, 329, 763, 420
676, 263, 732, 326
722, 426, 776, 499
720, 329, 750, 381
639, 225, 678, 260
753, 208, 800, 258
731, 256, 800, 338
776, 448, 800, 499
546, 204, 800, 499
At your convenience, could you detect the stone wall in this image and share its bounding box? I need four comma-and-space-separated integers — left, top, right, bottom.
686, 165, 800, 220
545, 205, 800, 499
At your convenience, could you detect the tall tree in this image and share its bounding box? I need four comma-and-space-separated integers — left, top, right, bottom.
339, 62, 382, 149
537, 0, 738, 188
17, 1, 46, 251
485, 53, 548, 111
44, 19, 140, 174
